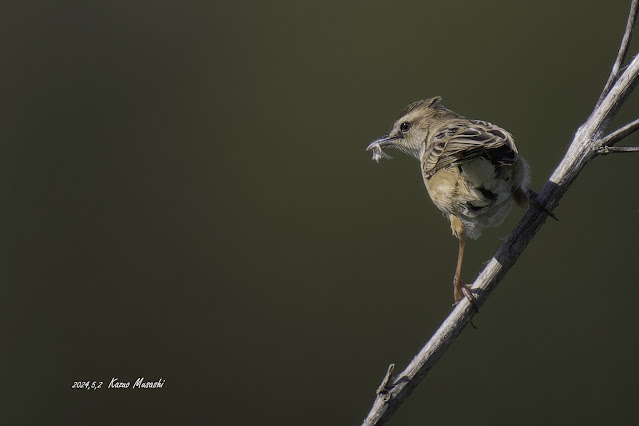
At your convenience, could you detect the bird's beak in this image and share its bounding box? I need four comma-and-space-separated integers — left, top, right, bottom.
366, 135, 399, 152
366, 135, 399, 162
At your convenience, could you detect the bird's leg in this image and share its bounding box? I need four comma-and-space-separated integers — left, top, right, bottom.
453, 232, 474, 305
449, 216, 476, 308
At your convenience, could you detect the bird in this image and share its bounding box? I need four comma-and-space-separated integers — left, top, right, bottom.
367, 96, 530, 306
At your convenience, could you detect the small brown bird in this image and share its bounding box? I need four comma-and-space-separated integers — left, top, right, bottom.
367, 96, 530, 305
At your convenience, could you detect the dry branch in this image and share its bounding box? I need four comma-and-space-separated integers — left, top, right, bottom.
598, 117, 639, 147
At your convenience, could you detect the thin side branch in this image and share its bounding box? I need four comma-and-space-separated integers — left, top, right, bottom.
361, 4, 639, 425
596, 0, 638, 108
598, 117, 639, 146
597, 145, 639, 154
376, 364, 395, 397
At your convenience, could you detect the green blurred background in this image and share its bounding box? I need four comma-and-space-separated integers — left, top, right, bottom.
2, 0, 639, 424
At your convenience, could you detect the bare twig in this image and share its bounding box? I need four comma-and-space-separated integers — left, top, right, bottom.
596, 0, 639, 108
361, 3, 639, 425
598, 117, 639, 146
597, 145, 639, 154
375, 364, 395, 397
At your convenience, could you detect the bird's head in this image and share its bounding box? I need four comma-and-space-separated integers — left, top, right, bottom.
367, 96, 458, 162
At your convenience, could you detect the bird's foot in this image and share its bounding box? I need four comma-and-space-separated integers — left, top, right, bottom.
526, 189, 559, 221
453, 277, 478, 313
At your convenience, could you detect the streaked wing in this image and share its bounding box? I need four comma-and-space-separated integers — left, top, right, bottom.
421, 120, 518, 178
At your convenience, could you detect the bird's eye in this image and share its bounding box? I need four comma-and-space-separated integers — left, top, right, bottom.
400, 122, 411, 133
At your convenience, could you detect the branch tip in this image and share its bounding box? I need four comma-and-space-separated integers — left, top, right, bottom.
596, 0, 639, 108
376, 364, 395, 397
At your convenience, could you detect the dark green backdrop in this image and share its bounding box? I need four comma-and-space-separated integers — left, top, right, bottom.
2, 0, 638, 425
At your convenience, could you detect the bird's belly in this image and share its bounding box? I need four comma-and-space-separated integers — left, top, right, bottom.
424, 159, 515, 239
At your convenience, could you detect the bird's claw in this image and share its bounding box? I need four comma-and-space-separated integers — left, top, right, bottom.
453, 281, 479, 313
526, 189, 559, 221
